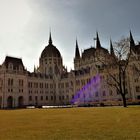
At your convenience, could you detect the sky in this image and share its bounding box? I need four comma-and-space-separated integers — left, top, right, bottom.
0, 0, 140, 71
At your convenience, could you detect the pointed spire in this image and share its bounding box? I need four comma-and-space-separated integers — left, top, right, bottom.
34, 65, 36, 73
76, 38, 79, 48
110, 39, 115, 56
49, 32, 52, 45
96, 32, 101, 48
75, 38, 80, 59
130, 30, 135, 47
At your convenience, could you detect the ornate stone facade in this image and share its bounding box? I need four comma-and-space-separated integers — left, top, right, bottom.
0, 32, 139, 108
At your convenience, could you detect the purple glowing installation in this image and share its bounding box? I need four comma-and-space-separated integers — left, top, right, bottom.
71, 74, 101, 105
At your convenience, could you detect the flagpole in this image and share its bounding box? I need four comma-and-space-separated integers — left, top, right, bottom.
93, 37, 97, 47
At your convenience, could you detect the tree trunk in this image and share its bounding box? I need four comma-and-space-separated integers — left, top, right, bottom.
122, 94, 127, 107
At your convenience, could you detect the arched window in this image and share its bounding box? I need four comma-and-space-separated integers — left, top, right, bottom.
19, 65, 23, 71
8, 63, 13, 70
29, 96, 32, 101
49, 67, 53, 75
55, 65, 59, 75
95, 92, 98, 97
103, 91, 106, 96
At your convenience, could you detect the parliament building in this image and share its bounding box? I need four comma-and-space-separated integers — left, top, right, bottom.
0, 32, 139, 108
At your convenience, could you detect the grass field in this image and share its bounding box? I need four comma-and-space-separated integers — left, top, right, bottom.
0, 106, 140, 140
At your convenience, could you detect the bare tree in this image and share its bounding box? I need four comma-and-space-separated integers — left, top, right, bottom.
113, 37, 130, 107
97, 37, 131, 107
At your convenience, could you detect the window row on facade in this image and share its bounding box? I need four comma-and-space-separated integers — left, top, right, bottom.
8, 78, 24, 86
29, 95, 71, 101
28, 82, 54, 89
8, 88, 24, 93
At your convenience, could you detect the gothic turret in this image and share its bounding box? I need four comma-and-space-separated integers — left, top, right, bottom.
96, 32, 101, 48
75, 39, 80, 59
110, 39, 115, 56
130, 31, 135, 47
74, 39, 81, 70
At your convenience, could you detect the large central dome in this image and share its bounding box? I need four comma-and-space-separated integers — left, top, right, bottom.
40, 33, 61, 58
41, 44, 61, 58
39, 32, 63, 75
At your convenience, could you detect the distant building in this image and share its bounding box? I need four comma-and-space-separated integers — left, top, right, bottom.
0, 32, 139, 108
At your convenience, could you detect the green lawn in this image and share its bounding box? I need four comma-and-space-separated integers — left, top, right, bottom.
0, 106, 140, 140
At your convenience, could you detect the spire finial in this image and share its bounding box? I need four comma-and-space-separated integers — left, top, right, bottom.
76, 37, 78, 48
75, 38, 80, 58
130, 30, 135, 47
110, 38, 115, 56
34, 65, 36, 73
96, 31, 101, 48
49, 30, 52, 45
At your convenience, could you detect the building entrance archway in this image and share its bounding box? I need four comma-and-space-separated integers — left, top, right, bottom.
18, 96, 24, 108
7, 96, 13, 108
